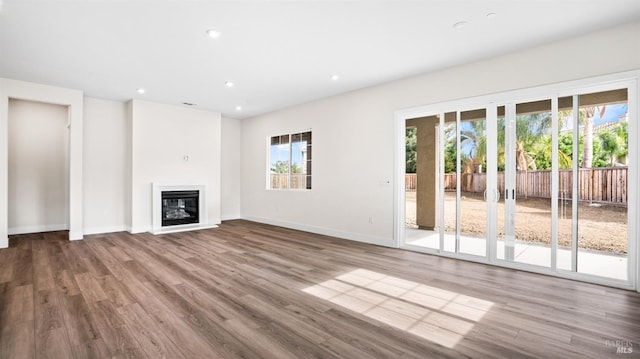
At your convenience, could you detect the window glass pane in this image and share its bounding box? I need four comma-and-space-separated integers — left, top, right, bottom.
576, 89, 628, 280
270, 134, 290, 189
459, 108, 487, 257
269, 131, 312, 190
291, 132, 308, 189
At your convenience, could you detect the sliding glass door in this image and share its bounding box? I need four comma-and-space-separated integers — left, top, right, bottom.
498, 99, 554, 268
400, 74, 636, 288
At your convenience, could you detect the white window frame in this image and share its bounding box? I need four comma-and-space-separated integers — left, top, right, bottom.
267, 130, 312, 191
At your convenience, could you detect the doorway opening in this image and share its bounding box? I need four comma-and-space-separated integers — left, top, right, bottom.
8, 99, 70, 235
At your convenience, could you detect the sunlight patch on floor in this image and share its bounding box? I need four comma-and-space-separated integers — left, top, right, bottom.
302, 268, 494, 348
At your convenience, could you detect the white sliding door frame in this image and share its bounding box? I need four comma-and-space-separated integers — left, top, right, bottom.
394, 70, 639, 291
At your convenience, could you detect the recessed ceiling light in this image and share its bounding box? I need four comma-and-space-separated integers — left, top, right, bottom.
206, 29, 221, 39
136, 88, 145, 94
225, 81, 234, 88
330, 75, 340, 81
453, 21, 468, 30
486, 12, 497, 19
235, 105, 243, 111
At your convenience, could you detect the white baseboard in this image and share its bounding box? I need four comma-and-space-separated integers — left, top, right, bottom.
150, 223, 218, 235
241, 216, 396, 248
8, 224, 68, 235
83, 225, 128, 236
69, 231, 84, 241
221, 214, 241, 221
129, 226, 151, 234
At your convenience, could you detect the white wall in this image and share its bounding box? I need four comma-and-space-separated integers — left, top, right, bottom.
241, 21, 640, 247
221, 117, 242, 220
8, 99, 69, 234
83, 97, 128, 234
0, 78, 83, 248
130, 100, 222, 232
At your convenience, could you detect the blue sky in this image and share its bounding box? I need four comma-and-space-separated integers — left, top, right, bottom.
594, 103, 628, 125
270, 141, 307, 171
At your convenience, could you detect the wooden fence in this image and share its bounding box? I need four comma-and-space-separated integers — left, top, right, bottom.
405, 166, 628, 204
271, 174, 308, 189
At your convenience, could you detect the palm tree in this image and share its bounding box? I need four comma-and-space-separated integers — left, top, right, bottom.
514, 112, 552, 171
460, 120, 486, 173
581, 105, 606, 168
582, 107, 595, 168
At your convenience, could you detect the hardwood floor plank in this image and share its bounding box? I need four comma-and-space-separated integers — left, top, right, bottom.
116, 303, 185, 359
87, 300, 147, 358
1, 221, 639, 358
9, 243, 34, 289
34, 289, 65, 335
2, 319, 35, 359
58, 241, 90, 276
35, 327, 74, 359
71, 241, 112, 278
96, 275, 136, 307
74, 272, 109, 303
134, 294, 218, 358
32, 239, 55, 291
71, 338, 110, 359
44, 239, 81, 297
0, 284, 35, 359
0, 248, 16, 284
58, 293, 103, 358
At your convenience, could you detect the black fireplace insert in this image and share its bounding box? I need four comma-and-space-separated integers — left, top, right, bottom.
161, 190, 199, 227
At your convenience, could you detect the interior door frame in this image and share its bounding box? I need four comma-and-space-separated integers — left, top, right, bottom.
394, 70, 639, 291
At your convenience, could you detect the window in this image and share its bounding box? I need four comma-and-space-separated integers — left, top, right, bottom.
269, 131, 312, 190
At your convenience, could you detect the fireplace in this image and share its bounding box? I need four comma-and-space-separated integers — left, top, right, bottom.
151, 183, 216, 234
161, 190, 199, 227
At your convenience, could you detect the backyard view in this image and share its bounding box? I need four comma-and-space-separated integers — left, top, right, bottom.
406, 191, 628, 254
406, 95, 629, 257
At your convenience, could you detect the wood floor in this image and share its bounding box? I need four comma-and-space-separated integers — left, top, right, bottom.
1, 220, 639, 358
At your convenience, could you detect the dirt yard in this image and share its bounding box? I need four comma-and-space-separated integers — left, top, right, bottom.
406, 191, 628, 254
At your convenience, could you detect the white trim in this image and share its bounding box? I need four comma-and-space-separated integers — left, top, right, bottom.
221, 214, 242, 221
455, 111, 461, 254
0, 78, 84, 245
551, 97, 559, 271
571, 95, 579, 272
243, 215, 395, 248
628, 78, 639, 292
151, 182, 212, 235
486, 104, 498, 261
394, 112, 406, 248
83, 225, 128, 236
400, 241, 635, 291
395, 70, 640, 121
438, 112, 445, 252
130, 226, 150, 234
0, 92, 7, 248
8, 224, 68, 235
151, 223, 218, 235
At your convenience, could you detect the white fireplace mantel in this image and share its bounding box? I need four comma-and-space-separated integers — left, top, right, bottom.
151, 182, 217, 235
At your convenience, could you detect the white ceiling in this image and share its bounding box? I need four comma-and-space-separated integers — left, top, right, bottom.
1, 1, 639, 119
